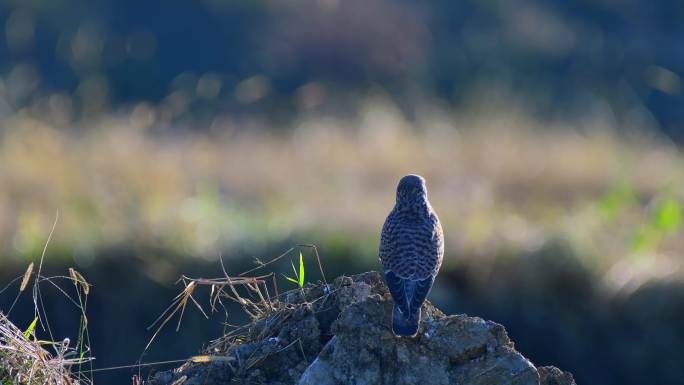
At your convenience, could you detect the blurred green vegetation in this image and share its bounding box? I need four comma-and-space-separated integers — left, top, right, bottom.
1, 107, 683, 293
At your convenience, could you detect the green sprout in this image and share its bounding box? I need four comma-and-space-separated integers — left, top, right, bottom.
23, 317, 38, 339
285, 252, 305, 288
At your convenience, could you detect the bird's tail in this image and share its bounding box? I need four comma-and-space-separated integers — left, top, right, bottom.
392, 304, 421, 337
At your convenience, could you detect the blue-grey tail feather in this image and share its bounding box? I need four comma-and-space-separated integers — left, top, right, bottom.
410, 276, 434, 311
384, 270, 435, 337
392, 304, 420, 336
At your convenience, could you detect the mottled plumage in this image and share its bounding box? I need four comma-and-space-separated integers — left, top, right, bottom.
379, 174, 444, 336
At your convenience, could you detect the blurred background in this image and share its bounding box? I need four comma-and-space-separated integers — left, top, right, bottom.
1, 1, 683, 384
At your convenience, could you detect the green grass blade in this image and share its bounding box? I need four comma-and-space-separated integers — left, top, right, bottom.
24, 317, 38, 339
298, 252, 305, 288
285, 276, 299, 284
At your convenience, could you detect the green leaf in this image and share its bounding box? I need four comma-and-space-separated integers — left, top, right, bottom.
24, 317, 38, 339
287, 261, 299, 284
285, 276, 299, 284
298, 252, 305, 288
284, 253, 306, 288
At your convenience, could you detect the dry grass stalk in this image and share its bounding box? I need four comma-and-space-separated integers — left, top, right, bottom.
1, 212, 93, 385
0, 312, 91, 385
146, 245, 331, 367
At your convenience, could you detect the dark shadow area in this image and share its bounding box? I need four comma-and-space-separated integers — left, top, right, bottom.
1, 242, 682, 385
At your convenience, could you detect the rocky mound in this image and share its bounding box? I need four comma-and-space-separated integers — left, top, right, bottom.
148, 272, 575, 385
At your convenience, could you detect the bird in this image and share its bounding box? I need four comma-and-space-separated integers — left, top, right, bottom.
379, 174, 444, 337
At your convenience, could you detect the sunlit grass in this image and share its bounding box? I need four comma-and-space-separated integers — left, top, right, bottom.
284, 252, 306, 288
0, 217, 93, 385
0, 100, 682, 293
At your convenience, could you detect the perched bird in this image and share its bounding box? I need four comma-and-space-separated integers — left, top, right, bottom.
379, 174, 444, 337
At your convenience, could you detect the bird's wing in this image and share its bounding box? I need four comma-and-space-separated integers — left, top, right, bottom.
378, 210, 397, 269
384, 270, 408, 314
427, 213, 445, 276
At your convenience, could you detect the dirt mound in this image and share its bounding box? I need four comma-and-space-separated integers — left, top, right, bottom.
148, 272, 575, 385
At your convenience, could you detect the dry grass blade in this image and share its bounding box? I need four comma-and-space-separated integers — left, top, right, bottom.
2, 212, 94, 385
0, 312, 92, 385
68, 269, 90, 295
145, 244, 329, 376
144, 279, 209, 352
239, 247, 297, 277
7, 263, 35, 316
32, 211, 60, 345
145, 272, 275, 354
20, 263, 34, 292
190, 355, 235, 363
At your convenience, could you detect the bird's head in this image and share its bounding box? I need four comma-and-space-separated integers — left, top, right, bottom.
396, 174, 428, 205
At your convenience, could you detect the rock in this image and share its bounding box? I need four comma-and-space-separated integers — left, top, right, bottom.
538, 366, 576, 385
148, 271, 576, 385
